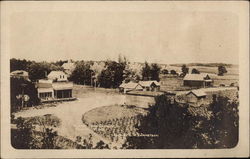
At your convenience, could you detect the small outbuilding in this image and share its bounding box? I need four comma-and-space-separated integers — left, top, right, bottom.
186, 90, 207, 104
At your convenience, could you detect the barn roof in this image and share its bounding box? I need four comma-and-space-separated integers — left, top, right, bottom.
119, 82, 140, 89
187, 90, 207, 97
183, 73, 210, 81
139, 81, 160, 87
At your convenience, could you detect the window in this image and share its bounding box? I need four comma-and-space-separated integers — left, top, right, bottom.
39, 92, 52, 99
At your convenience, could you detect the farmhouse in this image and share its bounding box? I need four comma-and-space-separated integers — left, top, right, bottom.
183, 73, 213, 88
37, 72, 74, 102
10, 70, 30, 81
139, 81, 161, 91
48, 71, 68, 82
119, 82, 143, 93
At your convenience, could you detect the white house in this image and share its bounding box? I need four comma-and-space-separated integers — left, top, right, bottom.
48, 71, 68, 82
37, 79, 54, 100
37, 72, 74, 102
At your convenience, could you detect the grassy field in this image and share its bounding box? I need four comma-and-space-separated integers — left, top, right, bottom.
73, 85, 119, 98
160, 65, 239, 91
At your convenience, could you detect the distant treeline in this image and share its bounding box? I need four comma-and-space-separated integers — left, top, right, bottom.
170, 63, 236, 67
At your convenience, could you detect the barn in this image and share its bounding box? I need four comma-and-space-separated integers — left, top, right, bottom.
119, 82, 143, 93
183, 74, 213, 88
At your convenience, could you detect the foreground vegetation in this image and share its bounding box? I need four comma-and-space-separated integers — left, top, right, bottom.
122, 94, 239, 149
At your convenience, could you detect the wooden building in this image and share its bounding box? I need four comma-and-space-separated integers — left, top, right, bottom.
48, 71, 68, 82
139, 81, 161, 91
119, 82, 143, 93
183, 74, 213, 88
37, 72, 74, 102
186, 90, 207, 104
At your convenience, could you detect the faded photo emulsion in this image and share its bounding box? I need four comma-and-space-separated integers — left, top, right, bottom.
1, 1, 249, 158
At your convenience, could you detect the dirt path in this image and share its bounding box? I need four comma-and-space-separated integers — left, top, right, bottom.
14, 93, 126, 148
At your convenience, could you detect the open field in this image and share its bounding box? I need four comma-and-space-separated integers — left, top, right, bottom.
82, 105, 148, 144
82, 105, 147, 124
160, 65, 239, 91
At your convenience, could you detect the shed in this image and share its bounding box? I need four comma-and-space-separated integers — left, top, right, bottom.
186, 90, 207, 103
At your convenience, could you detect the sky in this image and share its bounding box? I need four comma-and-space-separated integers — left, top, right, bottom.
10, 10, 239, 64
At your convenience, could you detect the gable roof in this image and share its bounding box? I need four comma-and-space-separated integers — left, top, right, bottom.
119, 82, 141, 89
187, 90, 207, 97
139, 81, 160, 87
183, 73, 210, 81
48, 71, 66, 77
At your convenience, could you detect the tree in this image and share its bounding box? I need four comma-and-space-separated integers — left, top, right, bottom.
11, 117, 38, 149
191, 68, 200, 74
41, 128, 59, 149
161, 69, 169, 74
10, 78, 40, 112
28, 62, 63, 82
218, 65, 227, 76
10, 58, 32, 72
124, 95, 192, 149
95, 140, 110, 149
90, 62, 106, 87
141, 62, 151, 81
150, 63, 161, 81
170, 70, 177, 75
98, 61, 126, 88
208, 96, 239, 148
69, 61, 93, 85
181, 64, 189, 75
122, 94, 239, 149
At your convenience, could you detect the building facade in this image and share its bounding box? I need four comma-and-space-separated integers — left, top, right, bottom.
183, 74, 213, 88
139, 81, 161, 91
37, 71, 74, 102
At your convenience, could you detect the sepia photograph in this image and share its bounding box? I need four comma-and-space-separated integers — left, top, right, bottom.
1, 1, 249, 158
